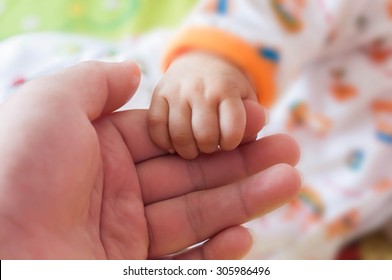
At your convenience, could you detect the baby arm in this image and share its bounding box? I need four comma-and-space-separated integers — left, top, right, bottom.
148, 51, 261, 159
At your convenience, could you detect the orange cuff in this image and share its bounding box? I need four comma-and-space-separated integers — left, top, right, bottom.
162, 27, 277, 107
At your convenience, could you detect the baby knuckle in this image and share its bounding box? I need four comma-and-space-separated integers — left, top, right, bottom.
196, 133, 218, 151
171, 132, 192, 147
147, 114, 167, 129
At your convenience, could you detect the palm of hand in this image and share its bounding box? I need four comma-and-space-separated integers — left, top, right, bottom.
1, 103, 259, 259
0, 63, 149, 259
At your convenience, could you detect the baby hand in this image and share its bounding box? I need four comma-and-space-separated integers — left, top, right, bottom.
148, 51, 263, 159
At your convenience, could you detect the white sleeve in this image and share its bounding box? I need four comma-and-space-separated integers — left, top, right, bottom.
173, 0, 392, 91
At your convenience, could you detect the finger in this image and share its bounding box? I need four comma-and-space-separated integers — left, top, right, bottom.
218, 96, 246, 150
109, 99, 267, 163
146, 163, 302, 258
148, 94, 173, 152
138, 133, 300, 204
242, 99, 267, 144
191, 101, 220, 154
18, 61, 141, 121
108, 110, 168, 163
169, 103, 199, 159
162, 226, 252, 260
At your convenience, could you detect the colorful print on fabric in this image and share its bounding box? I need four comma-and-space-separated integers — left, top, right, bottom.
203, 0, 233, 14
373, 178, 392, 192
346, 149, 365, 171
326, 209, 360, 240
371, 100, 392, 144
387, 0, 392, 19
11, 76, 27, 88
257, 46, 280, 63
270, 0, 305, 33
364, 38, 392, 65
284, 186, 325, 228
329, 68, 358, 101
286, 101, 331, 136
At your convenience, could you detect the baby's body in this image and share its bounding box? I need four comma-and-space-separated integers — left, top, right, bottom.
148, 0, 392, 258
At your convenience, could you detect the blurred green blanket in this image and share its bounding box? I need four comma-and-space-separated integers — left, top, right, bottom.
0, 0, 196, 40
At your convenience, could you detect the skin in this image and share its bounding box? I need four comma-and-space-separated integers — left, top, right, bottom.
148, 51, 260, 159
0, 61, 301, 260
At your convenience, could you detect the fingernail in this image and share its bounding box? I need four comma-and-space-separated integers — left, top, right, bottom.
124, 61, 141, 87
297, 168, 304, 188
246, 227, 256, 244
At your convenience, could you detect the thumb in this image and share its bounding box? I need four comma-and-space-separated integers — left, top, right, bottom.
18, 61, 141, 120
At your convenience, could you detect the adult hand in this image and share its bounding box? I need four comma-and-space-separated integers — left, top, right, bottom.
0, 61, 301, 259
